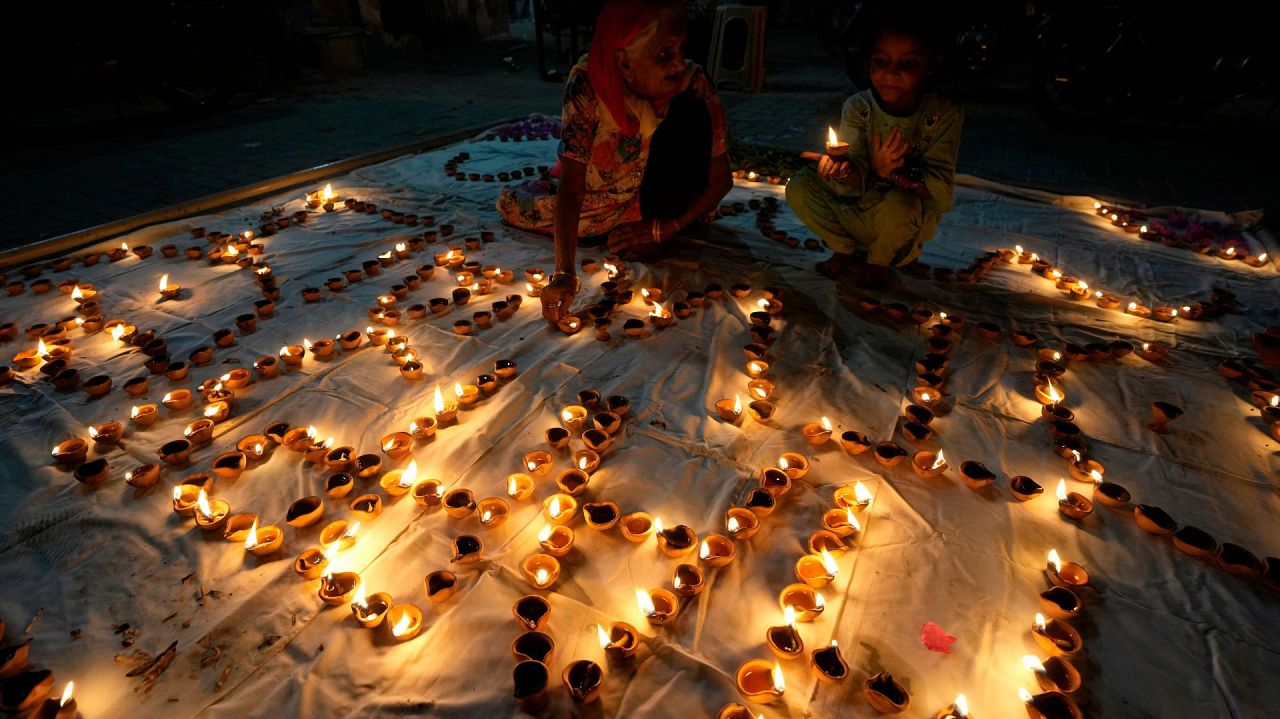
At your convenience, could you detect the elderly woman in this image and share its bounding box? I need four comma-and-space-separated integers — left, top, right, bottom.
497, 0, 732, 322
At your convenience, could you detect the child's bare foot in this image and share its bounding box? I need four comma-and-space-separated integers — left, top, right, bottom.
816, 252, 856, 279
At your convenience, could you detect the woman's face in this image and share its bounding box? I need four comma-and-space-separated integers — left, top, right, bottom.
869, 32, 930, 107
617, 14, 687, 98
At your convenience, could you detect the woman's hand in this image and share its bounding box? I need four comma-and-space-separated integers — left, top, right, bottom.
541, 272, 580, 323
871, 126, 908, 179
607, 221, 661, 260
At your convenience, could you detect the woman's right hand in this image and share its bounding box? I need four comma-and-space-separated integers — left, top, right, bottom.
818, 155, 852, 181
541, 272, 580, 323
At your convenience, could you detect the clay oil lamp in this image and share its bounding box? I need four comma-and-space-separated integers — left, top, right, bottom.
380, 432, 413, 460
520, 449, 553, 477
157, 273, 182, 300
1022, 655, 1082, 695
243, 519, 285, 557
619, 511, 655, 542
582, 501, 619, 531
858, 671, 910, 714
286, 496, 324, 528
1134, 504, 1177, 535
507, 473, 536, 501
840, 430, 872, 455
433, 384, 459, 424
73, 458, 110, 487
747, 379, 775, 401
537, 523, 576, 556
1171, 525, 1217, 557
0, 669, 54, 715
655, 519, 697, 557
512, 631, 555, 666
157, 439, 192, 466
406, 476, 442, 508
544, 426, 571, 450
760, 467, 791, 495
1055, 480, 1094, 520
832, 482, 874, 516
1217, 543, 1263, 578
1039, 586, 1082, 621
1089, 470, 1130, 507
543, 493, 577, 525
766, 606, 804, 659
745, 487, 776, 516
735, 659, 785, 704
184, 418, 216, 446
1066, 452, 1103, 482
210, 451, 248, 479
724, 507, 760, 540
123, 462, 160, 489
192, 489, 230, 532
522, 553, 561, 589
911, 449, 948, 479
671, 563, 705, 598
477, 497, 510, 528
443, 534, 484, 566
821, 505, 862, 538
293, 547, 328, 579
379, 459, 420, 497
1034, 377, 1065, 408
696, 533, 736, 568
874, 441, 908, 467
325, 472, 355, 499
636, 586, 680, 626
1044, 549, 1089, 589
989, 469, 1036, 500
441, 487, 476, 518
779, 583, 826, 622
900, 420, 932, 444
802, 416, 834, 445
1019, 688, 1084, 719
959, 460, 997, 490
308, 337, 336, 359
512, 660, 551, 714
648, 301, 674, 328
911, 387, 942, 408
400, 360, 424, 380
811, 640, 849, 683
347, 582, 392, 629
1031, 612, 1082, 657
405, 417, 436, 442
774, 452, 808, 480
560, 404, 589, 430
1146, 401, 1183, 433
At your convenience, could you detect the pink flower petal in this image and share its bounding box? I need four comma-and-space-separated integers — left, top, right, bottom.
920, 621, 957, 653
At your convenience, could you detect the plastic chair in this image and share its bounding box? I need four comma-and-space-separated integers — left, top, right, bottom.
707, 4, 768, 91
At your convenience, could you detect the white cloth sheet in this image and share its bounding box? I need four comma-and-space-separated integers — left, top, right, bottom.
1, 131, 1277, 719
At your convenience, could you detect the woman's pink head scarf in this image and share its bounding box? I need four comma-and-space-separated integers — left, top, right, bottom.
587, 0, 661, 136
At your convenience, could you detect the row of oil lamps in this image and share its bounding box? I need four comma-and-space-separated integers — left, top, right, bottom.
1092, 202, 1269, 268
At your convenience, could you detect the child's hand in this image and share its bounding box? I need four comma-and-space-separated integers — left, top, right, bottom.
817, 155, 852, 181
872, 126, 908, 178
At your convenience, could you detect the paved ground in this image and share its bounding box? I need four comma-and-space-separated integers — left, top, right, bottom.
1, 28, 1275, 250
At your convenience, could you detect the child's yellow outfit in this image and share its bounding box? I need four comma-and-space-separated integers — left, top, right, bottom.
786, 90, 963, 266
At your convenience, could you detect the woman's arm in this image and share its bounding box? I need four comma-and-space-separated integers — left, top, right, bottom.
659, 153, 732, 239
542, 158, 587, 323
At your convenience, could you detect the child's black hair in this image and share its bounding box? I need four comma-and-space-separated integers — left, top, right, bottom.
853, 0, 952, 89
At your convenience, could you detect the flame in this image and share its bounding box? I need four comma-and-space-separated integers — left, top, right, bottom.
278, 346, 289, 356
1128, 302, 1138, 311
203, 405, 219, 418
757, 298, 770, 309
537, 524, 553, 544
391, 611, 412, 637
1023, 655, 1046, 673
779, 456, 789, 470
1049, 269, 1062, 280
1139, 224, 1148, 233
408, 421, 419, 434
1095, 290, 1103, 298
71, 286, 83, 300
162, 392, 173, 403
845, 507, 858, 530
244, 519, 260, 549
37, 338, 48, 355
672, 574, 683, 589
820, 416, 832, 432
60, 682, 73, 707
130, 406, 140, 418
254, 443, 263, 454
751, 385, 767, 399
820, 548, 838, 576
121, 242, 128, 252
954, 694, 969, 717
322, 437, 334, 449
733, 394, 742, 414
653, 517, 664, 535
482, 509, 493, 523
1046, 379, 1062, 404
433, 385, 445, 415
1090, 469, 1103, 485
399, 460, 418, 488
921, 391, 932, 403
727, 515, 741, 532
351, 580, 368, 610
159, 274, 170, 291
1171, 308, 1179, 317
535, 567, 549, 585
561, 408, 573, 422
195, 489, 213, 519
1077, 281, 1088, 291
321, 184, 334, 201
1015, 245, 1023, 254
549, 497, 563, 517
1141, 342, 1150, 351
172, 486, 182, 502
1071, 450, 1081, 464
771, 662, 785, 694
597, 624, 611, 649
636, 588, 655, 616
225, 245, 239, 257
783, 605, 796, 627
88, 426, 98, 439
1226, 246, 1236, 256
814, 593, 826, 610
1109, 213, 1119, 221
699, 540, 712, 560
1056, 479, 1068, 501
307, 425, 318, 440
303, 338, 313, 350
855, 481, 875, 504
75, 317, 84, 327
1034, 612, 1047, 631
1017, 689, 1036, 705
578, 455, 589, 471
827, 126, 839, 145
1047, 549, 1061, 573
1259, 253, 1268, 262
1269, 394, 1278, 407
748, 361, 765, 375
648, 301, 668, 319
930, 450, 947, 470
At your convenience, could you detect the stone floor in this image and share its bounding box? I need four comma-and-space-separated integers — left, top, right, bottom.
1, 28, 1275, 250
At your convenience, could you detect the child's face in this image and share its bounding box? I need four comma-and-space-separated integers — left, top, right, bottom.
869, 32, 930, 107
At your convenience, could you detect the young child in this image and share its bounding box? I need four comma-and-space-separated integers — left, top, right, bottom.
786, 8, 963, 288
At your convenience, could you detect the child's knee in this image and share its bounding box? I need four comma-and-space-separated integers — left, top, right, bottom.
784, 166, 820, 208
